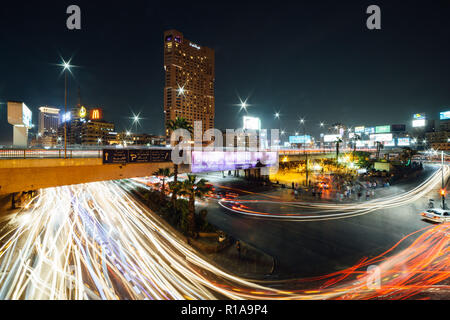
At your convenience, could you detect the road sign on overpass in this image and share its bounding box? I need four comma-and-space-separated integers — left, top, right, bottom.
103, 149, 171, 164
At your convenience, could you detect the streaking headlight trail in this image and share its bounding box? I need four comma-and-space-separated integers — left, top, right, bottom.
0, 179, 448, 300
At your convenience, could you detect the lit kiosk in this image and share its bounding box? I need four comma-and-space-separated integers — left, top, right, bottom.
7, 101, 32, 148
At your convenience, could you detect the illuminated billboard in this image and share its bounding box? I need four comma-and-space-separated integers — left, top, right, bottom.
243, 116, 261, 130
289, 135, 312, 144
354, 126, 365, 134
324, 134, 342, 143
440, 111, 450, 120
364, 127, 375, 135
370, 134, 393, 142
7, 102, 32, 128
413, 113, 426, 120
90, 108, 103, 121
191, 151, 278, 173
376, 125, 391, 133
412, 119, 426, 128
384, 140, 395, 147
79, 106, 87, 119
62, 112, 71, 123
398, 138, 411, 146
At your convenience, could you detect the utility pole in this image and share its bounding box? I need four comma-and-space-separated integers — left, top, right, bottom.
64, 70, 68, 159
303, 123, 309, 187
442, 151, 446, 209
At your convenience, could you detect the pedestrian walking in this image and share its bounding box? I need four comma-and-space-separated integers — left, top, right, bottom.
366, 191, 370, 201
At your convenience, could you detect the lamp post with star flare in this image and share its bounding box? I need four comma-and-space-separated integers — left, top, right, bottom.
60, 59, 72, 159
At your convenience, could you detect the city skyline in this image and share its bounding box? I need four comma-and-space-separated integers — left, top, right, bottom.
1, 1, 449, 140
1, 0, 450, 306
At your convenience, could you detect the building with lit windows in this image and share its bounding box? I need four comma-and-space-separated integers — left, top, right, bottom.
81, 120, 115, 145
38, 106, 60, 136
163, 29, 215, 142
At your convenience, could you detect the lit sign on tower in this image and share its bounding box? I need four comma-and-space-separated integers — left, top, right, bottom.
79, 106, 87, 119
90, 108, 103, 121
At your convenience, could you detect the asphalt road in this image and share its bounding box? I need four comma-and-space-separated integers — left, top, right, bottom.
200, 165, 445, 279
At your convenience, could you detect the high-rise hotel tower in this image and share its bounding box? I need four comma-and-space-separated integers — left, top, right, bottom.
163, 30, 215, 142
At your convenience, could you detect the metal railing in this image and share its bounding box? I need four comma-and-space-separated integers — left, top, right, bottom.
0, 149, 103, 159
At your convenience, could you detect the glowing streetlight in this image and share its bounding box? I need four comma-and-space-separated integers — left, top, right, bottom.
275, 112, 280, 119
57, 57, 74, 159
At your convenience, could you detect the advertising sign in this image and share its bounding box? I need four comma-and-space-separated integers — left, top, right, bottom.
391, 124, 406, 132
103, 149, 172, 164
354, 126, 365, 134
376, 125, 391, 133
413, 113, 426, 120
90, 108, 103, 121
412, 119, 426, 128
243, 116, 261, 130
191, 151, 277, 173
323, 134, 342, 143
397, 138, 411, 146
364, 127, 375, 135
370, 134, 393, 142
440, 111, 450, 120
7, 102, 32, 128
289, 135, 312, 144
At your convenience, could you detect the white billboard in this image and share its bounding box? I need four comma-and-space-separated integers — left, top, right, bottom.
243, 116, 261, 130
324, 134, 342, 143
370, 134, 393, 142
412, 119, 426, 128
398, 138, 411, 146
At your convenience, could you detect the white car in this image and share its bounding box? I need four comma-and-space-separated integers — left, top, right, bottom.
421, 209, 450, 223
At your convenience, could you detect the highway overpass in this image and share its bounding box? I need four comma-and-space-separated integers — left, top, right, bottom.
0, 148, 372, 195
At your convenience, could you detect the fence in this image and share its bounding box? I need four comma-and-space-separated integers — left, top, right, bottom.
0, 149, 103, 159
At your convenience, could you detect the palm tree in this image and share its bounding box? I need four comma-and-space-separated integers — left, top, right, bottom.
335, 137, 343, 161
168, 180, 182, 205
352, 134, 362, 161
376, 141, 384, 160
153, 168, 172, 201
178, 175, 212, 236
167, 117, 194, 184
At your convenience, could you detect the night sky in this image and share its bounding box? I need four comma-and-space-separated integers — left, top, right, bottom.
1, 0, 449, 141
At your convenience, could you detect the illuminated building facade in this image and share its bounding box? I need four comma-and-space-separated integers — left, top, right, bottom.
38, 106, 60, 136
164, 29, 215, 142
81, 120, 115, 145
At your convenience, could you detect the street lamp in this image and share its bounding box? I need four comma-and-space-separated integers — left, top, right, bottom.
59, 58, 72, 159
300, 118, 309, 187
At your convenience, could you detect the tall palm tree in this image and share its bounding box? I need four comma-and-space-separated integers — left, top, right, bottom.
167, 117, 194, 183
168, 180, 182, 205
335, 137, 343, 161
376, 141, 384, 160
178, 175, 212, 236
352, 134, 362, 161
153, 168, 172, 201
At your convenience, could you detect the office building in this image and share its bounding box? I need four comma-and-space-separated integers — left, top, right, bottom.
38, 106, 60, 136
163, 29, 215, 142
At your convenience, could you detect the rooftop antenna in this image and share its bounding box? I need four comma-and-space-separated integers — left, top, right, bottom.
77, 86, 81, 107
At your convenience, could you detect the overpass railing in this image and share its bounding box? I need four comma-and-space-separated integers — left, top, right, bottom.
0, 149, 103, 159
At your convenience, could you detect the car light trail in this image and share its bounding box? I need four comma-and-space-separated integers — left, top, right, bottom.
218, 166, 450, 221
0, 180, 448, 300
